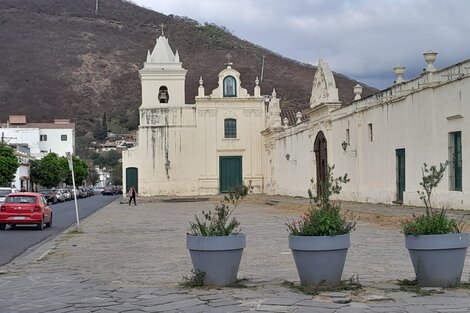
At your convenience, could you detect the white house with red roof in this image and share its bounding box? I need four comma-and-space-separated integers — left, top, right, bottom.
0, 115, 75, 158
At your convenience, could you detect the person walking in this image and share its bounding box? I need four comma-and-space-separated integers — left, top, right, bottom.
128, 185, 137, 206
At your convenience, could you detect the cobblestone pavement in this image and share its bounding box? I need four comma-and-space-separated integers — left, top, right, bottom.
1, 195, 470, 312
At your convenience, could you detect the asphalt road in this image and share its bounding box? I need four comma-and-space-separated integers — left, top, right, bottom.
0, 194, 119, 266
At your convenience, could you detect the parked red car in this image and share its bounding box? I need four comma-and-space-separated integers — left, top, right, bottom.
0, 192, 53, 230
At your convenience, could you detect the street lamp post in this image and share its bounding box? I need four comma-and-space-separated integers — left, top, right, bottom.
67, 152, 80, 229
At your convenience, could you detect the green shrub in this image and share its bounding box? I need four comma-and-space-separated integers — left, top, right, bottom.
286, 165, 356, 236
189, 183, 252, 236
402, 209, 459, 235
402, 162, 462, 236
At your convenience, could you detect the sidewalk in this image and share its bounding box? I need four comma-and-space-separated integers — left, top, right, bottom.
0, 195, 469, 312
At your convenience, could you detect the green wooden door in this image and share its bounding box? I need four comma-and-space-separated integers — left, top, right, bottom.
125, 167, 138, 193
219, 157, 242, 193
453, 132, 462, 191
396, 149, 405, 202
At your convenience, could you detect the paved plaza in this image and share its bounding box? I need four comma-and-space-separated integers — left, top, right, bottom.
1, 195, 470, 312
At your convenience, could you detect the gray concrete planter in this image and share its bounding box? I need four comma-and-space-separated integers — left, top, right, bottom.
405, 233, 469, 287
289, 234, 350, 286
187, 233, 245, 286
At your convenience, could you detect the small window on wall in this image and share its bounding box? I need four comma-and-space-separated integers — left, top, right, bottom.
368, 123, 373, 142
346, 128, 350, 145
223, 76, 237, 97
158, 86, 169, 103
224, 118, 237, 138
40, 135, 47, 141
61, 134, 67, 141
449, 131, 462, 191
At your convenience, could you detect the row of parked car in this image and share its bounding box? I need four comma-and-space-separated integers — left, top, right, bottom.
39, 187, 97, 205
1, 185, 121, 231
101, 186, 123, 196
0, 186, 121, 206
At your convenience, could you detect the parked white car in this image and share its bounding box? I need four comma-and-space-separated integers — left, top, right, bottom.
52, 189, 65, 202
60, 188, 71, 201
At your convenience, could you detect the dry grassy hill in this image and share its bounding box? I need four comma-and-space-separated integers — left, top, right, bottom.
0, 0, 377, 148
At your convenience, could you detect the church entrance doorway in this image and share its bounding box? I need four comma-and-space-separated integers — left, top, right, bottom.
125, 167, 138, 193
314, 131, 328, 196
396, 149, 406, 203
219, 156, 242, 193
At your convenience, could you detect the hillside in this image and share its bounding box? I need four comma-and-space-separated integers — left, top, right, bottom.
0, 0, 377, 141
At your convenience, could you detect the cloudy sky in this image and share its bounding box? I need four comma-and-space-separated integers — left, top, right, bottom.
134, 0, 470, 89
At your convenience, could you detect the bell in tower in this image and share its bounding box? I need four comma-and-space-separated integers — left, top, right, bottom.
158, 86, 169, 103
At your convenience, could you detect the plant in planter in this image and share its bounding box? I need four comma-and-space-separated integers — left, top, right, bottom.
286, 165, 356, 286
186, 183, 251, 286
402, 161, 468, 287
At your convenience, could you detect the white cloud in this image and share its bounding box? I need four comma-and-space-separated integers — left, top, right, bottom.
134, 0, 470, 89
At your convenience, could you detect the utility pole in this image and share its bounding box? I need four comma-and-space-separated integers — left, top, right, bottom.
95, 0, 99, 15
260, 54, 265, 83
0, 132, 15, 144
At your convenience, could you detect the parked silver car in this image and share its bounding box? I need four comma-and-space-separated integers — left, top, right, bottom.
78, 187, 88, 198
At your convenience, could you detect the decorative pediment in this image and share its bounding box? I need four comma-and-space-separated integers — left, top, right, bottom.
210, 67, 250, 98
310, 59, 339, 108
266, 89, 281, 128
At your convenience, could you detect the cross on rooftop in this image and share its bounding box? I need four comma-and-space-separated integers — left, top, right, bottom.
159, 23, 165, 36
225, 53, 233, 66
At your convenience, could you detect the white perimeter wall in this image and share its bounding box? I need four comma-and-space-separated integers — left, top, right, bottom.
331, 78, 469, 209
267, 75, 469, 209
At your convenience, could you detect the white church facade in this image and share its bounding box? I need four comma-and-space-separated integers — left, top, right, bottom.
122, 35, 265, 196
123, 34, 469, 210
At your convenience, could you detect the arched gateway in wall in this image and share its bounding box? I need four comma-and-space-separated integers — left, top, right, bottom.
314, 131, 327, 195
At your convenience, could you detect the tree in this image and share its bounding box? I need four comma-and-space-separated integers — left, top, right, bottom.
93, 113, 108, 141
108, 117, 128, 134
87, 167, 100, 186
102, 112, 108, 134
417, 161, 449, 212
95, 150, 121, 168
59, 156, 89, 186
29, 159, 41, 190
110, 164, 122, 186
124, 107, 139, 130
30, 153, 62, 188
0, 144, 19, 186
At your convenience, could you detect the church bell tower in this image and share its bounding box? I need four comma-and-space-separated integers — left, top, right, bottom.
139, 29, 187, 109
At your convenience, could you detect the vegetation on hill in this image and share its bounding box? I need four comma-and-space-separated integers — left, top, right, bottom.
0, 0, 377, 158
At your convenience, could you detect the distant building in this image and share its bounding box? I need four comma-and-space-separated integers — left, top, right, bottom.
0, 115, 75, 158
122, 33, 469, 210
0, 115, 75, 188
95, 166, 111, 188
9, 144, 31, 191
100, 141, 118, 152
